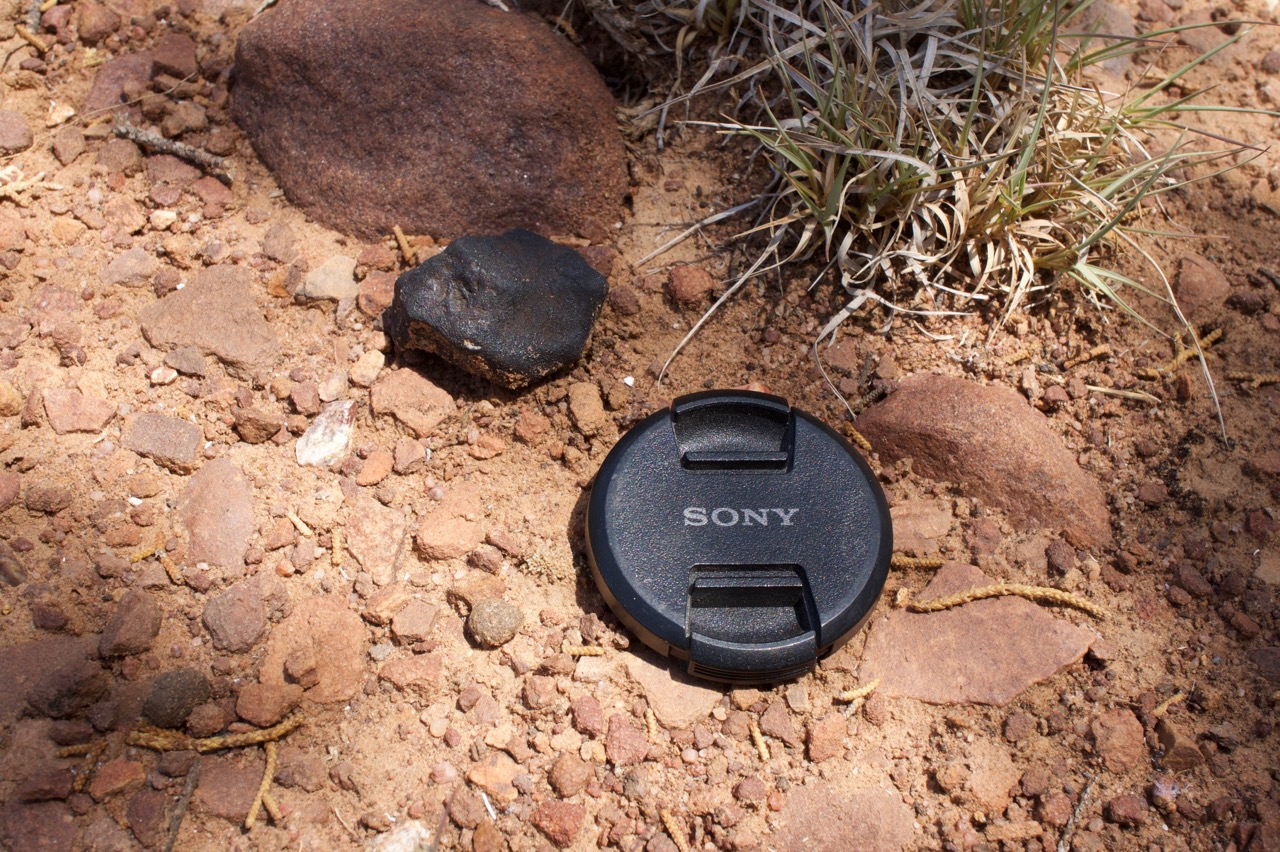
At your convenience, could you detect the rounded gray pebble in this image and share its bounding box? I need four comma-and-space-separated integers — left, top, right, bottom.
142, 668, 211, 728
466, 599, 524, 648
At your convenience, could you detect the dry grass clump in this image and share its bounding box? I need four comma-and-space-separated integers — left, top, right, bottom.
586, 0, 1252, 357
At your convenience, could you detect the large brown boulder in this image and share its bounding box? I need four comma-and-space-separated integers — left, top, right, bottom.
231, 0, 627, 241
856, 373, 1111, 547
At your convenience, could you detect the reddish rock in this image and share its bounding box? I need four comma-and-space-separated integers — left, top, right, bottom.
194, 757, 261, 822
231, 0, 626, 240
236, 682, 303, 727
1156, 718, 1205, 771
1038, 792, 1073, 827
860, 563, 1094, 705
139, 265, 280, 379
28, 658, 109, 719
233, 406, 284, 444
24, 485, 72, 514
179, 458, 254, 568
1174, 254, 1230, 318
466, 752, 520, 803
605, 715, 649, 766
1092, 709, 1146, 773
773, 782, 915, 851
1, 801, 78, 851
87, 758, 145, 802
370, 369, 455, 438
391, 600, 438, 645
734, 775, 769, 803
343, 493, 408, 586
0, 471, 18, 512
42, 389, 115, 434
0, 111, 32, 155
17, 769, 75, 803
532, 800, 586, 848
359, 271, 396, 317
121, 412, 203, 473
856, 375, 1111, 546
571, 694, 605, 736
203, 580, 268, 652
99, 590, 162, 657
126, 788, 168, 848
807, 713, 847, 762
152, 32, 198, 79
273, 747, 328, 792
759, 700, 801, 747
258, 595, 366, 703
1250, 647, 1280, 682
83, 53, 153, 115
77, 2, 120, 44
1137, 481, 1168, 506
623, 652, 721, 729
355, 449, 393, 486
549, 753, 592, 797
378, 655, 441, 699
667, 265, 716, 304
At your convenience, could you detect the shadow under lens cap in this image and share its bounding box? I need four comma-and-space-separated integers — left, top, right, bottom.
585, 389, 893, 684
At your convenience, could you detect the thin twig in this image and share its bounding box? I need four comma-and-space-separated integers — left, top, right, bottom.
908, 584, 1106, 618
1152, 691, 1186, 718
163, 759, 201, 852
333, 806, 360, 841
749, 719, 770, 762
114, 120, 230, 178
15, 24, 47, 54
1086, 385, 1160, 404
72, 740, 108, 793
1057, 774, 1097, 852
563, 645, 605, 656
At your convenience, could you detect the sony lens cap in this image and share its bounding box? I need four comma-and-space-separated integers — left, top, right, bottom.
586, 389, 892, 684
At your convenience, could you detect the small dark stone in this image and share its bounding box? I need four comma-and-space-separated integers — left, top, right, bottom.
142, 668, 211, 728
28, 659, 109, 719
387, 230, 607, 388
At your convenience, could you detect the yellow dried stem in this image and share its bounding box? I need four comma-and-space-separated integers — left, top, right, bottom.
245, 741, 279, 829
285, 511, 312, 537
660, 809, 691, 852
160, 554, 184, 585
1006, 349, 1031, 365
890, 554, 943, 570
836, 678, 881, 703
15, 25, 48, 53
749, 719, 770, 762
72, 741, 107, 793
845, 426, 873, 453
908, 584, 1106, 619
56, 743, 96, 758
393, 225, 416, 266
1063, 344, 1109, 369
1228, 372, 1280, 389
129, 713, 305, 753
645, 707, 660, 743
563, 645, 605, 657
261, 790, 283, 823
1152, 691, 1186, 719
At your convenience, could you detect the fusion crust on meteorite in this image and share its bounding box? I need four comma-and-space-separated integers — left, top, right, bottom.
385, 230, 609, 389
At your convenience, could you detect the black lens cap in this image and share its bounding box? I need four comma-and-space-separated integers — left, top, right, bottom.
586, 389, 892, 684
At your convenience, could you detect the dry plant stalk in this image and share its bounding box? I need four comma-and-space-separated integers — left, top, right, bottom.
286, 510, 312, 537
909, 584, 1106, 618
660, 809, 692, 852
71, 740, 108, 792
15, 24, 48, 53
844, 425, 873, 453
645, 707, 660, 743
1228, 372, 1280, 389
891, 554, 943, 570
114, 121, 229, 176
563, 645, 605, 656
244, 741, 279, 829
1152, 691, 1186, 718
1063, 344, 1110, 370
129, 712, 305, 753
393, 225, 417, 265
837, 678, 880, 703
749, 719, 770, 762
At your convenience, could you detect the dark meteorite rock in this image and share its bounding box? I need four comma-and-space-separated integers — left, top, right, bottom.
386, 230, 608, 388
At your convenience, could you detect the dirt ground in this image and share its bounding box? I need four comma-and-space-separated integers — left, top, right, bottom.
2, 0, 1280, 850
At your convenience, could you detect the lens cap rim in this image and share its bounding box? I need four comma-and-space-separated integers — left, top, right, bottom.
585, 389, 892, 685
